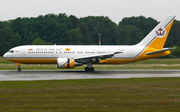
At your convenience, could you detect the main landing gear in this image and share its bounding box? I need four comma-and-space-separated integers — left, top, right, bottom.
84, 62, 94, 72
85, 67, 94, 72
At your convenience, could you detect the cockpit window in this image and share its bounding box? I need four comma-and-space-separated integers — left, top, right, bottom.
9, 50, 14, 53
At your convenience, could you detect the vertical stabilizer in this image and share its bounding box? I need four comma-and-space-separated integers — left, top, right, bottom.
136, 16, 175, 49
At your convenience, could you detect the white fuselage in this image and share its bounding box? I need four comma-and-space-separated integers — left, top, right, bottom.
4, 45, 144, 60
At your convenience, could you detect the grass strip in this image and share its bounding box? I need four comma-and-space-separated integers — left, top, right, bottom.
0, 78, 180, 112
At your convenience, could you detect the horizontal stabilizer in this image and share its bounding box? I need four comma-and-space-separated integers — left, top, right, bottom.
145, 48, 175, 55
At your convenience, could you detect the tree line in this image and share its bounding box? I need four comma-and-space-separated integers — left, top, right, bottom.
0, 13, 180, 57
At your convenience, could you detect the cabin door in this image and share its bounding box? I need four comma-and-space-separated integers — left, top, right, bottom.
129, 49, 134, 57
21, 49, 26, 57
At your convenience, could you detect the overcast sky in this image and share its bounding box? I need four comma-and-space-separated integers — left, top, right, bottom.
0, 0, 179, 24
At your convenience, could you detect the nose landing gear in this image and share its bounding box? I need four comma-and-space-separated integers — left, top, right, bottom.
17, 63, 21, 72
18, 66, 21, 71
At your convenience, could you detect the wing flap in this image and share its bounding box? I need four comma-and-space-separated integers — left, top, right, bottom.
75, 52, 122, 63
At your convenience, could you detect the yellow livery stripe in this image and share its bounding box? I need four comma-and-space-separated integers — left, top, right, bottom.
147, 18, 175, 49
6, 58, 57, 64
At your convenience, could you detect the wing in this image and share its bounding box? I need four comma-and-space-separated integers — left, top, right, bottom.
74, 52, 121, 63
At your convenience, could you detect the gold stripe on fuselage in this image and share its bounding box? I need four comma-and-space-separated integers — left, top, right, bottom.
6, 58, 57, 64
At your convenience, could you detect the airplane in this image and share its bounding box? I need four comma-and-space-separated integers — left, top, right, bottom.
3, 15, 175, 72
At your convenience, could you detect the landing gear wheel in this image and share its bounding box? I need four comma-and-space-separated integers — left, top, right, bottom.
18, 68, 21, 72
90, 67, 94, 72
85, 67, 89, 72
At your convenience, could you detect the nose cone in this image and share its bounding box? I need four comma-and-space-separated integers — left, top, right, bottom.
3, 52, 8, 58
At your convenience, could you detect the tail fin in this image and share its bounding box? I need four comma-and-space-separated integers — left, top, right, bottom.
136, 15, 175, 49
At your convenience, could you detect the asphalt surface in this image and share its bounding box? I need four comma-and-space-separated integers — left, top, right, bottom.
0, 70, 180, 81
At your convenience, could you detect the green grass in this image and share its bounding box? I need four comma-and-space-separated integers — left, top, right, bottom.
0, 78, 180, 112
1, 56, 180, 111
0, 56, 14, 64
1, 56, 180, 70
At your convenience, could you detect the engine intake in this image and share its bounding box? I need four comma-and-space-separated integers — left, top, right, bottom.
57, 58, 75, 68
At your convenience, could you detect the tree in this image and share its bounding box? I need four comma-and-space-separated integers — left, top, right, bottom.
116, 25, 144, 45
69, 15, 79, 29
0, 21, 9, 29
0, 28, 16, 55
79, 22, 92, 44
66, 28, 83, 45
80, 16, 118, 45
119, 16, 158, 37
31, 38, 53, 45
166, 20, 180, 47
10, 17, 30, 44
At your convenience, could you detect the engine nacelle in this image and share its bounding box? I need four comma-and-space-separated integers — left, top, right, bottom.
57, 58, 75, 68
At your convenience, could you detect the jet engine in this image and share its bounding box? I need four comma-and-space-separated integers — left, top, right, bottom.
57, 58, 83, 68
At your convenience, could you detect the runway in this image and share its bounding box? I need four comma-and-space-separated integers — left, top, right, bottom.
0, 70, 180, 81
